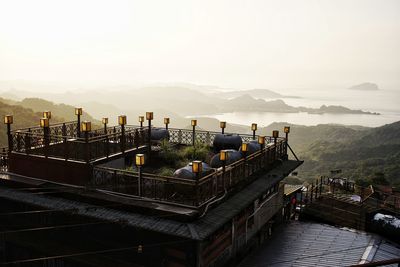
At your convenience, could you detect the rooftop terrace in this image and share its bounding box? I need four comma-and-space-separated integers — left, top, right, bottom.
2, 110, 300, 214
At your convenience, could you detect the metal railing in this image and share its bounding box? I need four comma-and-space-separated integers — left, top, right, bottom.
8, 125, 283, 163
90, 139, 286, 208
9, 126, 149, 163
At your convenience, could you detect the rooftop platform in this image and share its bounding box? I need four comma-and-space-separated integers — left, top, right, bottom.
3, 113, 298, 213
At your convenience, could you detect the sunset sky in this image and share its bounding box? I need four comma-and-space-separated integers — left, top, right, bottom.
0, 0, 399, 90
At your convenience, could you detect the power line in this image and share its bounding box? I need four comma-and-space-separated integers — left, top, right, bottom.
0, 239, 191, 265
0, 221, 110, 236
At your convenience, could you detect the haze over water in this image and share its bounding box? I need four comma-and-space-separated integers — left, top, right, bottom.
202, 88, 400, 127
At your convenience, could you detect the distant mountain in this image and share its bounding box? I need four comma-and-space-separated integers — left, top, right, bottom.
0, 97, 100, 146
18, 98, 97, 122
0, 101, 66, 146
217, 89, 300, 99
349, 82, 380, 91
221, 95, 378, 115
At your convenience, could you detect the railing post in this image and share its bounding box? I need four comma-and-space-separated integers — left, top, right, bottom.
120, 124, 125, 153
146, 112, 153, 159
138, 166, 142, 197
192, 125, 196, 146
6, 123, 12, 152
77, 114, 81, 137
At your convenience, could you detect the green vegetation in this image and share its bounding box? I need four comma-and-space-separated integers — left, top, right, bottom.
0, 97, 100, 147
158, 140, 212, 171
181, 141, 211, 162
263, 122, 400, 187
0, 101, 65, 146
19, 98, 96, 122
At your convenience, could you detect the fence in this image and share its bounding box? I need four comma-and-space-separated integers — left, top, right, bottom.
90, 139, 287, 208
9, 126, 149, 162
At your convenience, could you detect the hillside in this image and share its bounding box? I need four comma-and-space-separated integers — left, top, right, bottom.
0, 101, 65, 146
0, 98, 99, 146
19, 98, 96, 122
260, 122, 400, 186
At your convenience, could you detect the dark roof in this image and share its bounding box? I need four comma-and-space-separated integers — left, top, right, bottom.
0, 160, 302, 240
238, 221, 400, 267
284, 184, 303, 196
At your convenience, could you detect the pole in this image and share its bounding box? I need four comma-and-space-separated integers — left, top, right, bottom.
104, 123, 107, 134
6, 123, 12, 152
222, 128, 224, 134
148, 119, 151, 159
222, 161, 226, 190
285, 132, 289, 158
192, 125, 196, 146
121, 124, 125, 153
274, 137, 277, 160
138, 166, 142, 197
252, 130, 256, 140
77, 114, 81, 138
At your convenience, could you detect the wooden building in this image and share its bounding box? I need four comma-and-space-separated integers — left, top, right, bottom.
0, 112, 302, 266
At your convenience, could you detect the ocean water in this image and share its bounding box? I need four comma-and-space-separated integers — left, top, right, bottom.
203, 88, 400, 127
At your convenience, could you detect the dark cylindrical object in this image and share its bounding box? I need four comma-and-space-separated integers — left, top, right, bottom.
173, 162, 212, 179
210, 149, 242, 168
213, 134, 242, 152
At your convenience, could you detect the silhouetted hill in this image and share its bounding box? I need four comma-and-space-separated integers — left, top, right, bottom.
19, 98, 97, 122
221, 95, 378, 115
0, 98, 99, 146
0, 101, 65, 146
349, 82, 379, 91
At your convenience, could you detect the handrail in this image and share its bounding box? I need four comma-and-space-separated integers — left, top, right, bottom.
89, 138, 287, 207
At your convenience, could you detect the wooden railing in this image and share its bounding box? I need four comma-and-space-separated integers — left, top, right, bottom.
90, 139, 287, 208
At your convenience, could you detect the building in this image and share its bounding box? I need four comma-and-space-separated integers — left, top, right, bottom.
0, 111, 302, 266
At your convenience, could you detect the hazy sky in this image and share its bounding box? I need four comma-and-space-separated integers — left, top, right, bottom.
0, 0, 399, 90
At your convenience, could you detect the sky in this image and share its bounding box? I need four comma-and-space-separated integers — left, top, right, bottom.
0, 0, 399, 90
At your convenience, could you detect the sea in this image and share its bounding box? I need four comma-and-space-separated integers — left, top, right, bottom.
201, 88, 400, 127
